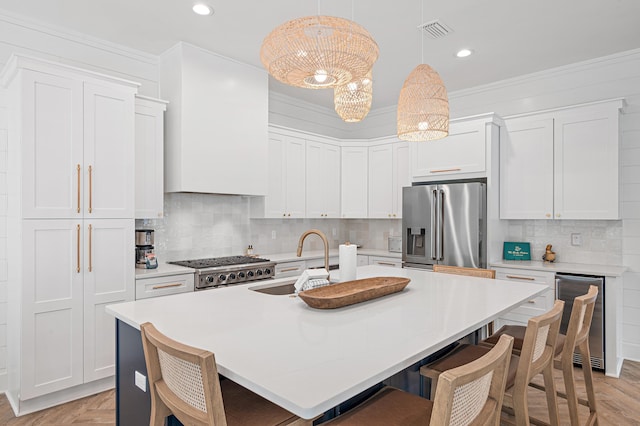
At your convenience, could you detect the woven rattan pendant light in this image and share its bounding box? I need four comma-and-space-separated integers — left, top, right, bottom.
334, 71, 373, 122
260, 15, 379, 89
397, 1, 449, 141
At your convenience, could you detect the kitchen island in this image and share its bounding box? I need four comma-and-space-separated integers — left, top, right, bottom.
107, 265, 547, 424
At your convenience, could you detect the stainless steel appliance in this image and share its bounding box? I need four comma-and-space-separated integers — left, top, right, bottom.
556, 273, 605, 370
135, 229, 154, 246
402, 181, 486, 269
168, 256, 276, 290
135, 228, 157, 269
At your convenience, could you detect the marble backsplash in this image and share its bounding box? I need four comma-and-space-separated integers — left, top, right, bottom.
136, 193, 402, 261
504, 219, 623, 265
137, 193, 622, 266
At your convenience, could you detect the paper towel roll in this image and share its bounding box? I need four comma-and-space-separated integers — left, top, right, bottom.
339, 243, 357, 282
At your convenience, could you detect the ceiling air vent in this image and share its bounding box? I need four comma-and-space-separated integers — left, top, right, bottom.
419, 20, 453, 39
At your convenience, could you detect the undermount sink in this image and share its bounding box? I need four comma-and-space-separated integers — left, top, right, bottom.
249, 278, 339, 295
249, 280, 297, 295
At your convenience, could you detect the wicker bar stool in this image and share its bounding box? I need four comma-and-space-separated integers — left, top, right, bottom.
323, 334, 515, 426
140, 322, 311, 426
482, 286, 599, 425
421, 300, 565, 426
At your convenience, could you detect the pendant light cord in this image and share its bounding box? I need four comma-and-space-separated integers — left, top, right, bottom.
420, 0, 424, 64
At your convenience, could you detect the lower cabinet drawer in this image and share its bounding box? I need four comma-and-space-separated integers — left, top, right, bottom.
494, 267, 556, 329
369, 256, 402, 268
275, 261, 306, 278
136, 273, 195, 300
508, 288, 555, 317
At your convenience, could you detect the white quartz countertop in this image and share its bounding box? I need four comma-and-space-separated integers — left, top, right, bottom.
266, 249, 401, 263
108, 265, 546, 419
490, 260, 626, 277
134, 262, 195, 279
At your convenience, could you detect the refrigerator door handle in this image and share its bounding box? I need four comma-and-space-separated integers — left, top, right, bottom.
431, 189, 437, 260
438, 189, 445, 260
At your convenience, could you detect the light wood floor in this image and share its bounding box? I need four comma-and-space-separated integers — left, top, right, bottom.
0, 361, 638, 425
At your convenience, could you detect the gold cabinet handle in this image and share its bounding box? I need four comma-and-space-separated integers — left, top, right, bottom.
76, 164, 81, 213
88, 165, 93, 213
527, 300, 536, 304
505, 275, 535, 281
152, 283, 183, 290
545, 213, 551, 218
88, 224, 92, 272
430, 168, 461, 173
280, 267, 299, 272
76, 224, 81, 273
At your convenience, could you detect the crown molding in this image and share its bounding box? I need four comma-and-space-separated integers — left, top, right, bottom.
0, 9, 158, 64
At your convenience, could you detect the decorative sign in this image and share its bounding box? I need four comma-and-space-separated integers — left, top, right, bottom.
503, 242, 531, 260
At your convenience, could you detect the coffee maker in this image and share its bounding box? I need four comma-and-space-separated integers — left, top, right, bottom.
135, 229, 158, 269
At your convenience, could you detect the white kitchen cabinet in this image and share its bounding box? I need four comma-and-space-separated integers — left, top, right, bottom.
369, 256, 402, 268
135, 272, 195, 300
306, 140, 341, 218
341, 146, 368, 218
368, 140, 410, 218
160, 42, 268, 196
493, 267, 555, 329
264, 134, 306, 218
411, 119, 487, 181
2, 55, 137, 412
19, 69, 134, 219
135, 96, 168, 219
500, 118, 554, 219
275, 260, 306, 278
501, 99, 623, 220
20, 219, 134, 397
357, 255, 370, 266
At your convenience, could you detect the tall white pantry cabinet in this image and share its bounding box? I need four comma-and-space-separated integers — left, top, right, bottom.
1, 55, 136, 414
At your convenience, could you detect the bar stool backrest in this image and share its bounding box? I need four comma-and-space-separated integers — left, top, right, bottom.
516, 300, 565, 390
141, 322, 227, 426
431, 335, 514, 426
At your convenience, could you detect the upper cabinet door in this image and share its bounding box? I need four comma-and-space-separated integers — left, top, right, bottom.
284, 137, 306, 218
83, 82, 135, 219
306, 141, 341, 218
341, 147, 368, 218
500, 118, 554, 219
135, 97, 166, 219
323, 143, 341, 218
393, 142, 411, 218
265, 135, 306, 218
411, 120, 486, 180
554, 105, 621, 220
368, 144, 394, 218
21, 70, 84, 219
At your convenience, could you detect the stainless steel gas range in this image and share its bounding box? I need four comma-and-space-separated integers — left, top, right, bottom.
168, 256, 276, 291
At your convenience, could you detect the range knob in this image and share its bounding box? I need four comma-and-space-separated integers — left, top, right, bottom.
238, 271, 246, 279
264, 268, 272, 275
228, 273, 236, 280
205, 276, 214, 283
256, 269, 263, 276
219, 274, 227, 282
247, 270, 254, 278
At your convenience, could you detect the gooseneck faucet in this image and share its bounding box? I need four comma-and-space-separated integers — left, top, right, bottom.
297, 229, 330, 280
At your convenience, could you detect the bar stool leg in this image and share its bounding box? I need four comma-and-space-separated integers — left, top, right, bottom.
561, 353, 581, 426
579, 342, 599, 425
542, 362, 560, 426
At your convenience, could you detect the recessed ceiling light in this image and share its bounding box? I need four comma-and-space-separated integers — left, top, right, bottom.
456, 48, 473, 58
192, 3, 213, 16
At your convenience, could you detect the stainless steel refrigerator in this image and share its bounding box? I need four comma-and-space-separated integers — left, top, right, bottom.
402, 182, 486, 269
